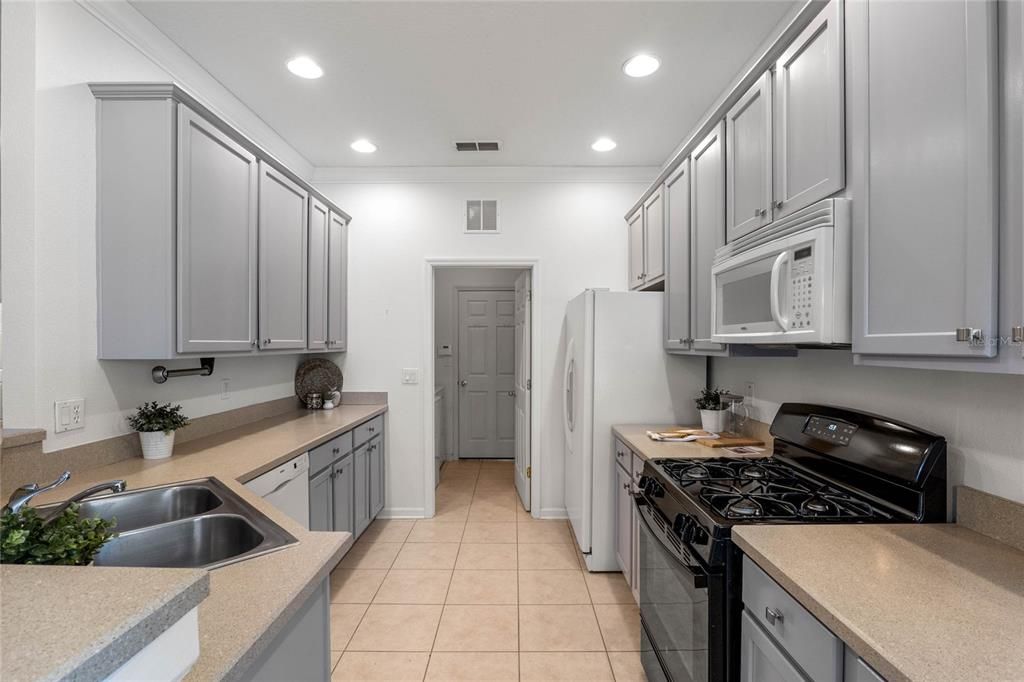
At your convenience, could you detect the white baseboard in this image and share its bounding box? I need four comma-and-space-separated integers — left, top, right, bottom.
539, 507, 569, 519
378, 507, 426, 519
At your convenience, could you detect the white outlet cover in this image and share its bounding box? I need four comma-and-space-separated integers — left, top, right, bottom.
54, 398, 86, 433
402, 368, 420, 385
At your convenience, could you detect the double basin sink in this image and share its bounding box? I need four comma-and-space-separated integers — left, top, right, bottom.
46, 478, 297, 570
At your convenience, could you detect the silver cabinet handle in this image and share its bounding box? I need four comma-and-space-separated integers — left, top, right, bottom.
458, 380, 468, 387
774, 200, 783, 209
506, 391, 516, 397
1012, 326, 1024, 344
251, 339, 258, 348
765, 607, 784, 626
955, 328, 983, 344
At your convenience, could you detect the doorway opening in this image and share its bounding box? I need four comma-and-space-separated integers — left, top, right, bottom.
424, 260, 538, 520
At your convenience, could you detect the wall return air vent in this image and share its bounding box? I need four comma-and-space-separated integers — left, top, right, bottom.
454, 140, 502, 152
465, 200, 499, 233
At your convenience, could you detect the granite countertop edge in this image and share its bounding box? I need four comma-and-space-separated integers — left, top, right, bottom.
63, 572, 211, 682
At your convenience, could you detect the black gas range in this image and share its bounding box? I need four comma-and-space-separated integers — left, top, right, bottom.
635, 403, 946, 682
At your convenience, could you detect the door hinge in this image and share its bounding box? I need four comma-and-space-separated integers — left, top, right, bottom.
526, 379, 532, 390
526, 466, 531, 479
527, 290, 533, 302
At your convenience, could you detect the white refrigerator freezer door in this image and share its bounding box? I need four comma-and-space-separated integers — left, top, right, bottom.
563, 291, 593, 553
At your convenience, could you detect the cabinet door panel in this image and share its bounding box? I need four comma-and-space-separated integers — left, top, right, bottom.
850, 0, 998, 357
369, 436, 384, 517
690, 123, 729, 352
309, 467, 333, 532
353, 444, 371, 537
628, 209, 645, 289
332, 456, 354, 535
615, 464, 632, 583
327, 211, 348, 351
664, 162, 692, 351
644, 189, 665, 282
258, 162, 308, 349
727, 72, 773, 242
774, 0, 844, 218
177, 106, 258, 353
740, 611, 806, 682
307, 198, 329, 350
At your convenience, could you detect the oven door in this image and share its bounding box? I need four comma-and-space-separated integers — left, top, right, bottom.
636, 498, 711, 682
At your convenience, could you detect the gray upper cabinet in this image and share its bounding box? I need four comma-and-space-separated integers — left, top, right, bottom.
258, 162, 309, 350
627, 208, 645, 289
849, 0, 998, 358
327, 211, 349, 352
643, 188, 665, 284
307, 198, 330, 351
690, 122, 729, 352
664, 160, 692, 352
773, 0, 844, 220
726, 72, 773, 242
176, 106, 259, 354
91, 83, 350, 360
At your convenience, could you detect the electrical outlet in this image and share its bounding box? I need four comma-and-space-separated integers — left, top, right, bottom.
744, 382, 755, 401
54, 398, 85, 433
221, 378, 231, 400
402, 368, 420, 385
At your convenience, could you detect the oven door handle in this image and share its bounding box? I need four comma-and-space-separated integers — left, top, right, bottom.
634, 496, 708, 590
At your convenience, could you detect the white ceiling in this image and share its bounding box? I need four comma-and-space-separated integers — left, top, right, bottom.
130, 1, 797, 168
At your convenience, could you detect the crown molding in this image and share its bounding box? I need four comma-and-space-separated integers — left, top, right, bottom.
312, 165, 659, 185
75, 0, 314, 179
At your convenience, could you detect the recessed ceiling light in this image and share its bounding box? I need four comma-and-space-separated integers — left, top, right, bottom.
351, 139, 377, 154
622, 54, 660, 78
286, 56, 323, 79
591, 137, 617, 152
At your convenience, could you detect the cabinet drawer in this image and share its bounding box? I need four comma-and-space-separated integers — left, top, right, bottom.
742, 556, 842, 682
354, 416, 384, 447
631, 453, 644, 486
614, 439, 631, 470
310, 431, 353, 475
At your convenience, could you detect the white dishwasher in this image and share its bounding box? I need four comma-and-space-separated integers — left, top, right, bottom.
245, 452, 310, 529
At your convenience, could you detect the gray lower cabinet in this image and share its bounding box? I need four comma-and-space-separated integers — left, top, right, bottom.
246, 579, 330, 681
844, 650, 885, 682
308, 466, 333, 533
740, 610, 807, 682
614, 462, 632, 587
332, 455, 354, 535
307, 198, 330, 350
258, 162, 308, 350
369, 436, 385, 517
849, 0, 999, 358
353, 443, 371, 537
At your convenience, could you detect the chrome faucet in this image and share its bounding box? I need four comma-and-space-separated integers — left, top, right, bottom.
37, 479, 128, 522
3, 471, 72, 515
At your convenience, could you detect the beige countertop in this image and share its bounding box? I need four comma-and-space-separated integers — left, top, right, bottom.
612, 424, 768, 461
733, 523, 1024, 682
4, 402, 386, 681
1, 565, 209, 681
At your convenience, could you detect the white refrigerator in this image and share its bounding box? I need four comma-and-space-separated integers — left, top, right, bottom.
562, 289, 704, 571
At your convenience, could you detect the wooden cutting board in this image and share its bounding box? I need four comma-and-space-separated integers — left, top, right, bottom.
699, 433, 765, 448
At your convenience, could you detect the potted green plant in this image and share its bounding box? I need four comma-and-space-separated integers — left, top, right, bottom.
1, 504, 116, 565
695, 387, 730, 433
128, 402, 190, 460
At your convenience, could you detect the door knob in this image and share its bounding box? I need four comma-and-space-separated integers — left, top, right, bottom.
458, 380, 468, 387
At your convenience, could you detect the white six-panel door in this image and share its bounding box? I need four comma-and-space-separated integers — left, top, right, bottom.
514, 272, 532, 509
457, 290, 517, 458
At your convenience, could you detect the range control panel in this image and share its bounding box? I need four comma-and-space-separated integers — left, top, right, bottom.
788, 245, 815, 330
803, 414, 857, 446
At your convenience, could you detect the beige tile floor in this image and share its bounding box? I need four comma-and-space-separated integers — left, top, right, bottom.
328, 459, 647, 681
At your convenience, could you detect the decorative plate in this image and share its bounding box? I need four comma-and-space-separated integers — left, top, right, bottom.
294, 358, 344, 402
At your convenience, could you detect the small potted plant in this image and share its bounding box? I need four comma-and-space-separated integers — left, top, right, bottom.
128, 402, 190, 460
1, 505, 117, 565
695, 387, 730, 433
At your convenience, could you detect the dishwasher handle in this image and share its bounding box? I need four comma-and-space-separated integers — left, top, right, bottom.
245, 452, 310, 497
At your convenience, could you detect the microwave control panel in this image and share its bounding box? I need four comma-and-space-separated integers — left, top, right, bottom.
789, 246, 814, 329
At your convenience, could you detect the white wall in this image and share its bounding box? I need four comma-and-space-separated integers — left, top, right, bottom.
3, 1, 328, 451
711, 351, 1024, 504
433, 266, 525, 460
315, 181, 647, 517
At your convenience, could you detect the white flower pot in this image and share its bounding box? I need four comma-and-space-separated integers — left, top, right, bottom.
139, 431, 175, 460
699, 409, 728, 434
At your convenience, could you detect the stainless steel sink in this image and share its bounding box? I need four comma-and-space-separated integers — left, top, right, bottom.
43, 478, 297, 570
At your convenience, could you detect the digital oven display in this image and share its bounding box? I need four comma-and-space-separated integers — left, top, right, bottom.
803, 415, 857, 445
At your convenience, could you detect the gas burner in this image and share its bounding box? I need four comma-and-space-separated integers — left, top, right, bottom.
800, 497, 833, 515
682, 464, 711, 480
740, 464, 769, 480
727, 498, 763, 517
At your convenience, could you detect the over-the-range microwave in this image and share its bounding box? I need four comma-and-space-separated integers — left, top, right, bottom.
711, 198, 851, 345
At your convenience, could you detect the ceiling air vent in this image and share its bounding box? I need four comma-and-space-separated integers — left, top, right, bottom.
454, 140, 502, 152
466, 200, 499, 233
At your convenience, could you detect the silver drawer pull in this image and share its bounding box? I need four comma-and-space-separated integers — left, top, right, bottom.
765, 607, 784, 626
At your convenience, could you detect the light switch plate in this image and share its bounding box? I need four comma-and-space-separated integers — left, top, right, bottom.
438, 344, 453, 357
54, 398, 85, 433
402, 368, 420, 385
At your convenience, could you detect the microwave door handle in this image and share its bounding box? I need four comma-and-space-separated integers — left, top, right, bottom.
769, 252, 790, 331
